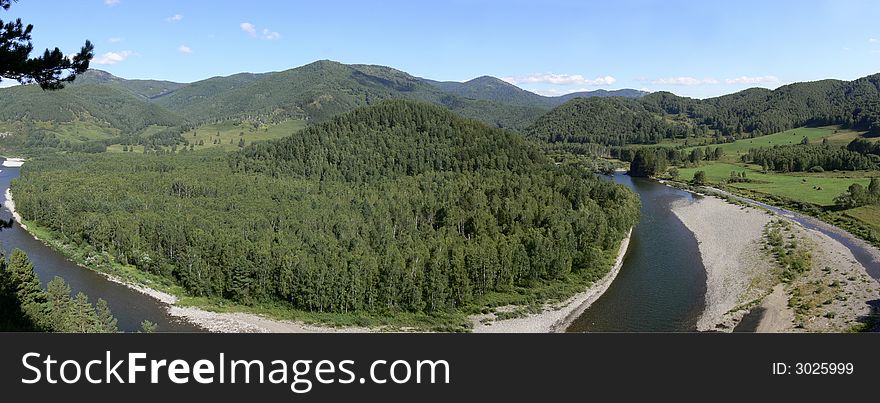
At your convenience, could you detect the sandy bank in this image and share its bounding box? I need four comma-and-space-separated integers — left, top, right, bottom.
673, 187, 880, 332
671, 196, 774, 331
787, 226, 880, 332
471, 229, 632, 333
2, 158, 25, 167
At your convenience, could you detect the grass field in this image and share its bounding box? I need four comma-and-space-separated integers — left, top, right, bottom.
677, 162, 873, 206
181, 119, 307, 152
0, 120, 121, 144
682, 126, 867, 162
673, 126, 879, 207
106, 119, 307, 153
845, 205, 880, 232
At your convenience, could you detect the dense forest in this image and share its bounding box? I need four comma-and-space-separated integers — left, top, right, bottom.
0, 249, 119, 332
527, 97, 692, 146
12, 101, 639, 318
627, 146, 724, 177
527, 73, 880, 149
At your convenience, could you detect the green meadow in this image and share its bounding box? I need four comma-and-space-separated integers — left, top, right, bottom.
181, 119, 307, 151
106, 119, 307, 153
677, 162, 872, 206
683, 126, 868, 161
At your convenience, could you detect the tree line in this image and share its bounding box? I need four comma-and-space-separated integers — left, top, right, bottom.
627, 146, 724, 177
743, 142, 878, 172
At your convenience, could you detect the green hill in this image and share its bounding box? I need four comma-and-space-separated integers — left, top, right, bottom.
73, 69, 187, 100
423, 75, 647, 108
529, 73, 880, 147
13, 100, 640, 328
156, 60, 546, 129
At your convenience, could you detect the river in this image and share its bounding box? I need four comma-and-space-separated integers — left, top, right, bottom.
0, 162, 202, 332
567, 172, 707, 332
568, 172, 880, 332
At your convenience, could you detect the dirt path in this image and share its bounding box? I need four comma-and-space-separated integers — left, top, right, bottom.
755, 284, 794, 332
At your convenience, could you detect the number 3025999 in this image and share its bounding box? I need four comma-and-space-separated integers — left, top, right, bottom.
772, 362, 854, 375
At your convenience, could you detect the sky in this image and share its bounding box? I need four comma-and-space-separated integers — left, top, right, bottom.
2, 0, 880, 98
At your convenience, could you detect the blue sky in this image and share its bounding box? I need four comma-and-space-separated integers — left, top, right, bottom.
3, 0, 880, 98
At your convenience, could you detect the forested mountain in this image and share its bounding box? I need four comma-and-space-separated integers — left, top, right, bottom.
154, 60, 547, 129
529, 73, 880, 147
0, 60, 559, 156
73, 69, 187, 100
0, 82, 184, 133
424, 76, 555, 107
554, 89, 649, 102
13, 101, 640, 325
527, 97, 692, 146
423, 75, 647, 107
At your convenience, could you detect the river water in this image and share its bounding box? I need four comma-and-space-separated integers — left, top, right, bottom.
0, 162, 201, 332
567, 173, 707, 332
568, 173, 880, 332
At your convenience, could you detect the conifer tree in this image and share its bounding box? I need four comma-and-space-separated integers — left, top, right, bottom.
8, 249, 47, 329
0, 0, 94, 89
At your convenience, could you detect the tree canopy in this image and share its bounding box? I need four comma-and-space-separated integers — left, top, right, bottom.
13, 101, 640, 322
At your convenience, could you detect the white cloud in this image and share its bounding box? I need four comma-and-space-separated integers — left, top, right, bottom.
240, 22, 257, 36
94, 50, 133, 65
177, 45, 192, 54
166, 14, 183, 22
725, 75, 780, 85
104, 0, 120, 6
651, 77, 720, 86
108, 37, 124, 43
240, 22, 281, 40
529, 88, 586, 96
262, 29, 281, 40
870, 38, 878, 43
872, 50, 880, 54
501, 73, 616, 86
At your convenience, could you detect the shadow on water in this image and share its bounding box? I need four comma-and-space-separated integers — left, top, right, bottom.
0, 163, 203, 332
567, 173, 707, 332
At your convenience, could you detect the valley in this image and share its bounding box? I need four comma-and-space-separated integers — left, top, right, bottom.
2, 59, 880, 333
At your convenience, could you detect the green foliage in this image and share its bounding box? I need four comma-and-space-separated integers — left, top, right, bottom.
0, 249, 119, 332
764, 220, 811, 282
744, 143, 876, 172
834, 178, 880, 209
628, 149, 667, 177
13, 101, 640, 320
527, 97, 691, 146
0, 0, 94, 90
693, 170, 707, 185
140, 320, 157, 333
